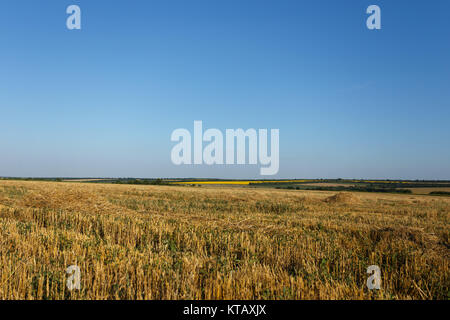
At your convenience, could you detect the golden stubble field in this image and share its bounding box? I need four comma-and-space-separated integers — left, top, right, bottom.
0, 180, 448, 300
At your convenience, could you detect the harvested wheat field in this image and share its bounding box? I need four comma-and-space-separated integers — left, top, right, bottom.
0, 180, 448, 300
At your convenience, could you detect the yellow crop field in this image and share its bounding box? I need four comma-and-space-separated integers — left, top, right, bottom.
172, 181, 253, 185
171, 180, 310, 185
0, 180, 448, 300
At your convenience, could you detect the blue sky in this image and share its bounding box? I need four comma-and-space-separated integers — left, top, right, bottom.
0, 0, 449, 179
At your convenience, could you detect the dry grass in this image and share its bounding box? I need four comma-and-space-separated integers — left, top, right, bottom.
324, 192, 359, 204
0, 180, 448, 300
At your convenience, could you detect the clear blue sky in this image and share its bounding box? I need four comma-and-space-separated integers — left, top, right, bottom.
0, 0, 449, 179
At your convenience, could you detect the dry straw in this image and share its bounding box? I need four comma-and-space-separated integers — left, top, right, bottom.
0, 180, 448, 299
